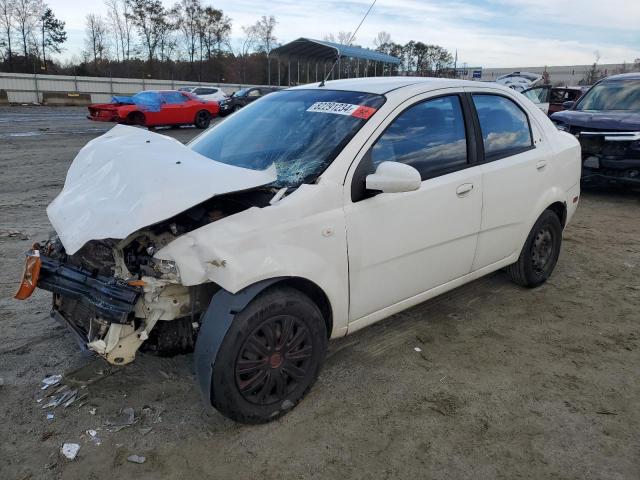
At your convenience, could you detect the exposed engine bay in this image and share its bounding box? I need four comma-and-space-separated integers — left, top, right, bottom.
38, 188, 276, 364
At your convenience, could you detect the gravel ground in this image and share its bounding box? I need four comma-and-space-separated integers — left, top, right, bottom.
1, 106, 639, 480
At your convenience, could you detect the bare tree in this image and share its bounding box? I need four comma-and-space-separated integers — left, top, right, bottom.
105, 0, 134, 62
174, 0, 201, 71
84, 13, 108, 69
199, 6, 230, 59
0, 0, 14, 69
13, 0, 41, 59
323, 31, 354, 45
231, 23, 258, 83
373, 31, 391, 49
126, 0, 167, 71
249, 15, 277, 83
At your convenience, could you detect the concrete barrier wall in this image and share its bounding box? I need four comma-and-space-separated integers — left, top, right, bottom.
0, 72, 270, 104
42, 91, 92, 106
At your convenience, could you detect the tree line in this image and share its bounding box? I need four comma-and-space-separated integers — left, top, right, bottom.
0, 0, 458, 85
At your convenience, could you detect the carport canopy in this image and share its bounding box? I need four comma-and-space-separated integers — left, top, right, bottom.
272, 37, 401, 64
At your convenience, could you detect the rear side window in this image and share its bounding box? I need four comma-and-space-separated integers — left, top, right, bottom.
371, 95, 468, 180
472, 94, 532, 160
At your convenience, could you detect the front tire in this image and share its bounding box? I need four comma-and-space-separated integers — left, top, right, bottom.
508, 209, 562, 288
210, 286, 327, 424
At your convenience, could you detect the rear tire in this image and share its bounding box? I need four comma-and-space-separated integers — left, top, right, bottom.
508, 210, 562, 288
210, 286, 327, 424
194, 110, 211, 129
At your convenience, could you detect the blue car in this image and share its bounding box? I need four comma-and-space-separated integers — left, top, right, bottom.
551, 73, 640, 186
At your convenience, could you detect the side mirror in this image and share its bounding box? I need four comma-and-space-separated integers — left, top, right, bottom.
562, 101, 574, 110
365, 161, 421, 194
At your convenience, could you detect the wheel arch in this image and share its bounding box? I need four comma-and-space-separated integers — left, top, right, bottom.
547, 200, 567, 228
193, 275, 333, 405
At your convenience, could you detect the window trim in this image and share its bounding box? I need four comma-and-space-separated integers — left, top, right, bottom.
467, 92, 535, 163
351, 92, 478, 202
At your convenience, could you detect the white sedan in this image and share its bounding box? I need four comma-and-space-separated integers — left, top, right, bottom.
178, 85, 228, 102
17, 77, 581, 424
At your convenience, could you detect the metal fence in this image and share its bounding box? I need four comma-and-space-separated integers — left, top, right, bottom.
0, 72, 267, 104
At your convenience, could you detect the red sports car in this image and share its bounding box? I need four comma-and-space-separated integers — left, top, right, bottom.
88, 90, 219, 129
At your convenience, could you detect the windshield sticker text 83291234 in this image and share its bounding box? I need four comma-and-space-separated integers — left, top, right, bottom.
306, 102, 377, 120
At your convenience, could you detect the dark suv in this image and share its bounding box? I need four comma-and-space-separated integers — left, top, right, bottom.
218, 87, 280, 116
551, 73, 640, 186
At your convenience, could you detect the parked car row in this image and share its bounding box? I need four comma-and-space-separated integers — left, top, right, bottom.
87, 86, 282, 128
87, 90, 219, 129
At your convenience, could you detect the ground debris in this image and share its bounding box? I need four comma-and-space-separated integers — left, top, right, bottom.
106, 407, 136, 431
127, 454, 146, 464
41, 374, 62, 390
60, 443, 80, 460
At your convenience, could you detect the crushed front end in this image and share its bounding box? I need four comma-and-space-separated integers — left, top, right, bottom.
577, 130, 640, 186
17, 231, 213, 365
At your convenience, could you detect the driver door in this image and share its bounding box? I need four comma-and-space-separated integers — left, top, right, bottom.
344, 92, 482, 325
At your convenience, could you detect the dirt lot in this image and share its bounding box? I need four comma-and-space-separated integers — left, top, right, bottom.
1, 106, 639, 480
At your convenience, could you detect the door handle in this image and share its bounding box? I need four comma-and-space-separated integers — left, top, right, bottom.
456, 183, 474, 197
536, 160, 547, 170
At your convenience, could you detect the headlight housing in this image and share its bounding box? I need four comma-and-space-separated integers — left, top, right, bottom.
150, 258, 179, 278
554, 122, 570, 132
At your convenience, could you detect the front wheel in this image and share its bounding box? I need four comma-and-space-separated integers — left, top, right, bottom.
508, 209, 562, 288
210, 286, 327, 424
194, 110, 211, 129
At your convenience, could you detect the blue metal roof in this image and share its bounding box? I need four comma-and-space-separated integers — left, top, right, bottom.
272, 37, 401, 64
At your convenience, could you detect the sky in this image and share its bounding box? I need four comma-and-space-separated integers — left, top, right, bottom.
47, 0, 640, 68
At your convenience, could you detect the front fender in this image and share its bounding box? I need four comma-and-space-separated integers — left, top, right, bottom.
156, 183, 349, 338
194, 278, 281, 404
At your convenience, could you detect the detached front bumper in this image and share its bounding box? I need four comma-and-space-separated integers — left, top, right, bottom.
29, 251, 140, 322
16, 249, 142, 358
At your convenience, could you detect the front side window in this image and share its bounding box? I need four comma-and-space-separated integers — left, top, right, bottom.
371, 95, 468, 180
523, 87, 550, 104
190, 89, 385, 188
161, 91, 188, 104
473, 94, 532, 160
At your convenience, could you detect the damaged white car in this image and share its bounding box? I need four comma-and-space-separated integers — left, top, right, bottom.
16, 77, 581, 423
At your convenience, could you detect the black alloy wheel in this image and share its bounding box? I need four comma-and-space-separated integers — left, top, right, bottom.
235, 315, 313, 405
209, 286, 327, 424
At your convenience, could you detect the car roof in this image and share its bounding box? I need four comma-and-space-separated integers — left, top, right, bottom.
601, 73, 640, 81
286, 76, 485, 95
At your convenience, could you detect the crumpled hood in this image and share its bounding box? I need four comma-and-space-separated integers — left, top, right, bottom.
551, 110, 640, 131
47, 124, 276, 254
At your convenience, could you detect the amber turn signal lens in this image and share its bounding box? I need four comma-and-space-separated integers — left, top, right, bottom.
14, 250, 42, 300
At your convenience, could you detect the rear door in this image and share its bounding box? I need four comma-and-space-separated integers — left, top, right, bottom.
345, 91, 483, 323
465, 89, 552, 270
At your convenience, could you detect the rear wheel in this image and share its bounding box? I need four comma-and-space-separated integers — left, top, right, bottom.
194, 110, 211, 129
127, 111, 145, 126
210, 286, 327, 424
508, 210, 562, 288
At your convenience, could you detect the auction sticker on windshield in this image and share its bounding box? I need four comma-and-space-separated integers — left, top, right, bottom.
307, 102, 377, 120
